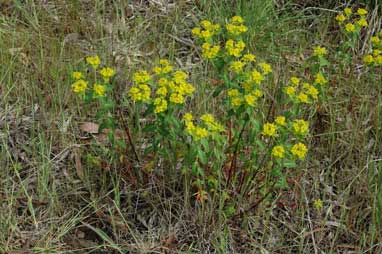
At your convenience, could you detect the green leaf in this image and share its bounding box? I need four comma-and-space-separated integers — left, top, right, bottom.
82, 223, 123, 253
212, 85, 225, 97
283, 160, 297, 168
142, 123, 156, 133
197, 149, 207, 165
318, 56, 329, 67
256, 139, 266, 151
275, 175, 288, 189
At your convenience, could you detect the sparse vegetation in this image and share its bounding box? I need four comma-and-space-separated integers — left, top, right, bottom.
1, 1, 381, 253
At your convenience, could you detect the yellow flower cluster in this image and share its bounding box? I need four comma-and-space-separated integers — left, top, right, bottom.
264, 117, 308, 159
225, 39, 246, 57
227, 87, 262, 108
192, 20, 220, 40
284, 76, 320, 103
291, 142, 308, 159
272, 145, 285, 158
336, 7, 368, 33
226, 16, 248, 36
72, 72, 83, 80
99, 67, 115, 82
226, 60, 271, 108
128, 84, 151, 102
200, 114, 224, 132
313, 46, 327, 56
153, 97, 168, 113
271, 142, 308, 160
313, 198, 323, 210
363, 31, 382, 66
71, 56, 114, 97
293, 119, 309, 136
86, 55, 101, 68
128, 61, 195, 114
262, 122, 277, 137
93, 84, 106, 97
202, 42, 220, 59
133, 70, 152, 84
152, 59, 173, 75
183, 113, 223, 141
72, 79, 88, 94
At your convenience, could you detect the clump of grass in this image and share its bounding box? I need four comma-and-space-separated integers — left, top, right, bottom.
1, 1, 382, 253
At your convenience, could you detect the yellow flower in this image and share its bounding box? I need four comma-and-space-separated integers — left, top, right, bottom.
363, 55, 374, 65
139, 84, 151, 101
228, 89, 240, 97
86, 55, 101, 68
128, 84, 151, 102
252, 89, 263, 97
183, 113, 193, 122
72, 79, 88, 93
305, 85, 319, 100
290, 77, 300, 86
231, 97, 242, 107
202, 42, 220, 59
375, 55, 382, 65
169, 93, 184, 104
297, 92, 309, 103
178, 82, 195, 95
173, 71, 188, 84
344, 8, 352, 16
200, 20, 212, 30
226, 16, 248, 36
345, 23, 355, 33
153, 97, 168, 113
335, 14, 346, 23
272, 145, 285, 158
262, 123, 277, 137
128, 87, 141, 101
200, 29, 212, 39
313, 46, 327, 56
258, 62, 272, 75
291, 142, 308, 159
371, 36, 381, 45
244, 94, 256, 106
357, 8, 368, 16
153, 60, 173, 75
201, 114, 224, 132
156, 86, 168, 97
99, 67, 115, 81
251, 70, 264, 84
357, 19, 368, 27
231, 16, 244, 23
229, 61, 245, 73
226, 23, 248, 36
293, 119, 309, 136
133, 70, 151, 84
192, 27, 201, 36
93, 84, 105, 97
313, 199, 323, 210
275, 116, 286, 126
373, 49, 382, 56
314, 73, 327, 85
285, 86, 296, 97
72, 71, 83, 80
242, 53, 256, 62
194, 127, 208, 140
225, 40, 245, 57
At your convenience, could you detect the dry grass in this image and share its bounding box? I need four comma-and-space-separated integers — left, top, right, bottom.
1, 0, 382, 253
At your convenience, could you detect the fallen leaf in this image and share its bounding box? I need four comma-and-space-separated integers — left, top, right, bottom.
80, 122, 100, 134
73, 147, 84, 181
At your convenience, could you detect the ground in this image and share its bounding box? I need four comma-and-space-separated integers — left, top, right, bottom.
1, 1, 382, 253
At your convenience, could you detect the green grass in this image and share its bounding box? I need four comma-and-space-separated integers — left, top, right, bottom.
1, 0, 382, 253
